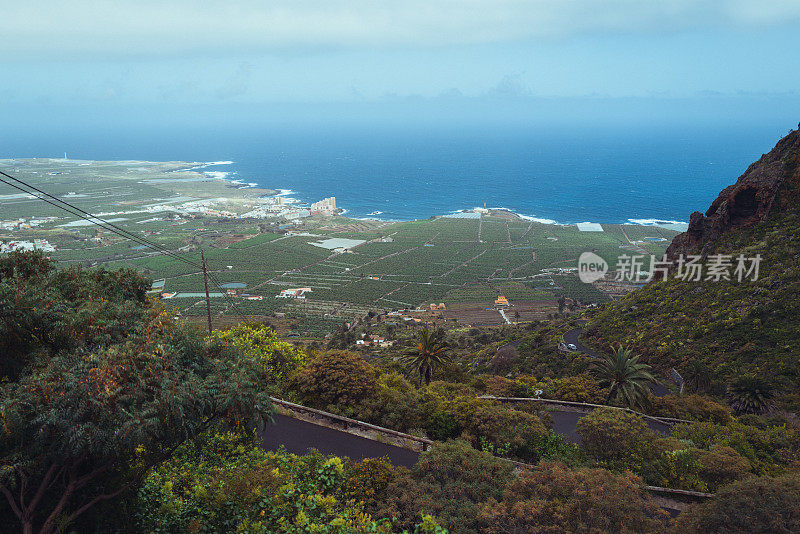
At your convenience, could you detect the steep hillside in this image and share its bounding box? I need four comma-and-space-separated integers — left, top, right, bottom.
585, 125, 800, 407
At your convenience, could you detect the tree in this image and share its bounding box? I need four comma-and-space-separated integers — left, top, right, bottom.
727, 375, 774, 414
138, 433, 402, 533
672, 474, 800, 533
576, 408, 658, 472
477, 462, 669, 534
591, 345, 656, 409
404, 327, 450, 385
210, 323, 307, 385
683, 359, 714, 394
0, 253, 274, 534
290, 350, 378, 407
377, 440, 514, 534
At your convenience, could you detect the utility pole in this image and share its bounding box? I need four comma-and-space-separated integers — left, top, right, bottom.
201, 249, 213, 335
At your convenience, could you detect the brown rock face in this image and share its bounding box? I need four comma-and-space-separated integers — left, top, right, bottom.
666, 124, 800, 258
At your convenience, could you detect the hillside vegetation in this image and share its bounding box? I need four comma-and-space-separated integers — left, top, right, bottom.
585, 127, 800, 409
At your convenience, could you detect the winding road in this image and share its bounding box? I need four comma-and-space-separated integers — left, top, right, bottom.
563, 327, 672, 397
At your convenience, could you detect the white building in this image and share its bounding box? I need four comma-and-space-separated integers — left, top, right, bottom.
276, 287, 312, 299
310, 197, 336, 214
0, 239, 56, 253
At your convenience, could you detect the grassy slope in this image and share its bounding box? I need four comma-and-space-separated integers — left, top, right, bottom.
584, 157, 800, 404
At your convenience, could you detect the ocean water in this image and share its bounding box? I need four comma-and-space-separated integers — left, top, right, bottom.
1, 120, 788, 224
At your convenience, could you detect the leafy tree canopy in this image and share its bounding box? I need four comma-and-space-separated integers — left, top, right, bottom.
0, 252, 275, 534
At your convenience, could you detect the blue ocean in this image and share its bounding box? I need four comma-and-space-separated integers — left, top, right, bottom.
1, 119, 789, 224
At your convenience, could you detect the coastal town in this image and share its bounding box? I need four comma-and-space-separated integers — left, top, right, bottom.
0, 158, 678, 337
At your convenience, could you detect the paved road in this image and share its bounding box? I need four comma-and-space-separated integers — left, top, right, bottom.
563, 328, 671, 397
260, 414, 421, 467
261, 407, 671, 468
546, 408, 670, 442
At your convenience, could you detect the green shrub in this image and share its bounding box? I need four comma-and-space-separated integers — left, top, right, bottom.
137, 432, 389, 533
290, 350, 379, 408
576, 409, 659, 471
673, 474, 800, 533
649, 394, 732, 424
477, 462, 669, 534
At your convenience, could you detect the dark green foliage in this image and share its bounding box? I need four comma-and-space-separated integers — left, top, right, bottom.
290, 350, 379, 408
673, 474, 800, 534
404, 327, 450, 385
591, 345, 656, 409
0, 250, 150, 381
671, 419, 800, 476
378, 441, 514, 534
0, 252, 274, 534
727, 375, 775, 414
576, 409, 658, 472
477, 462, 670, 534
683, 359, 716, 394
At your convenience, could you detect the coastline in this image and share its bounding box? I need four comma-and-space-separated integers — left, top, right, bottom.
0, 157, 689, 231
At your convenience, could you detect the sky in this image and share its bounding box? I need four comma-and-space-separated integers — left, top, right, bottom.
1, 1, 799, 126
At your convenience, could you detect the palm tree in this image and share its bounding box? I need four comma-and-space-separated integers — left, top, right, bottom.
727, 375, 774, 414
404, 326, 449, 385
683, 359, 714, 394
592, 345, 657, 409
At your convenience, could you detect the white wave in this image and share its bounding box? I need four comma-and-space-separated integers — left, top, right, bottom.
367, 210, 383, 216
354, 215, 401, 222
516, 214, 558, 225
203, 171, 230, 180
203, 161, 234, 166
474, 206, 561, 224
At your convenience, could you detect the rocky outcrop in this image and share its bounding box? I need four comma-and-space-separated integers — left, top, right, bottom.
666, 123, 800, 258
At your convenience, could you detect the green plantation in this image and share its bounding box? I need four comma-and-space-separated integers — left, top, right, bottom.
0, 157, 678, 336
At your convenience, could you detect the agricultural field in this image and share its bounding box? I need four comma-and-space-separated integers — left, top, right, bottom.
0, 159, 681, 335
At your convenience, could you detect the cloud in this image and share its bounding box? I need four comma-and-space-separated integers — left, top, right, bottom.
2, 1, 800, 60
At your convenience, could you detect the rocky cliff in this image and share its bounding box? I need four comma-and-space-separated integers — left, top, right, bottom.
666, 123, 800, 258
585, 124, 800, 407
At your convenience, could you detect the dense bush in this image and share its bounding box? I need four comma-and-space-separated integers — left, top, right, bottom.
377, 441, 514, 534
649, 394, 732, 424
290, 350, 379, 408
576, 409, 658, 472
549, 374, 605, 403
477, 462, 670, 534
671, 419, 800, 476
673, 474, 800, 533
137, 432, 397, 533
211, 323, 307, 388
0, 253, 275, 534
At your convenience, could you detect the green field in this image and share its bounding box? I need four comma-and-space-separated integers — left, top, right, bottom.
1, 158, 681, 334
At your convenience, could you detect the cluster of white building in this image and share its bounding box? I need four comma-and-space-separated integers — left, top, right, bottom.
0, 217, 60, 230
0, 239, 56, 253
310, 197, 336, 214
239, 195, 336, 220
276, 287, 312, 299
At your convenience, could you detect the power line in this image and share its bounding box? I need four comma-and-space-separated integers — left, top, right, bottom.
0, 171, 204, 271
0, 170, 204, 269
1, 169, 255, 318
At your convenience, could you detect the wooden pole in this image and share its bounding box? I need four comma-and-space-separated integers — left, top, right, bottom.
201, 249, 213, 335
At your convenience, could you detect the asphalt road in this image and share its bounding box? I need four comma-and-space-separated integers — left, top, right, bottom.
259, 414, 421, 467
547, 408, 671, 442
261, 407, 671, 468
563, 328, 672, 397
